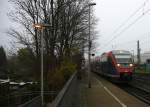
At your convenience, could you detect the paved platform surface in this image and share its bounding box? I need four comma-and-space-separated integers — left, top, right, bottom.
80, 72, 150, 107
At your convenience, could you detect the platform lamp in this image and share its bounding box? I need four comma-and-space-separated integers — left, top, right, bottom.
33, 23, 51, 106
88, 3, 96, 88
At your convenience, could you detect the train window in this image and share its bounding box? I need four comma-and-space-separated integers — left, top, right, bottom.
115, 54, 132, 63
147, 59, 150, 63
115, 54, 131, 58
116, 58, 132, 63
101, 55, 107, 62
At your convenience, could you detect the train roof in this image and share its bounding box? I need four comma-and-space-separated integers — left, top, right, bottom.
111, 50, 131, 54
100, 50, 131, 57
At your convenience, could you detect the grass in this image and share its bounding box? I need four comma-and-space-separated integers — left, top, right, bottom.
134, 66, 150, 76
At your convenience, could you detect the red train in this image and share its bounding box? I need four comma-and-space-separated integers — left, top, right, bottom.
92, 50, 134, 82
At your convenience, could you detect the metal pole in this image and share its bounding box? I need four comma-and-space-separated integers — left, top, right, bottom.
41, 28, 44, 106
132, 50, 134, 63
88, 5, 91, 88
137, 40, 141, 65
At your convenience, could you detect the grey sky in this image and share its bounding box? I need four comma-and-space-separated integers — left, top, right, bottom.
0, 0, 13, 51
94, 0, 150, 55
1, 0, 150, 55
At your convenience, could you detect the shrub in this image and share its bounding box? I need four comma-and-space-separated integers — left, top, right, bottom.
48, 59, 76, 91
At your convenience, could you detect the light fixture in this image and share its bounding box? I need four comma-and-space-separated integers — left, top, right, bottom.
117, 64, 121, 67
129, 64, 133, 67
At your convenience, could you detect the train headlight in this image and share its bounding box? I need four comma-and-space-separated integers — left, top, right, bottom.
117, 64, 121, 67
129, 64, 133, 67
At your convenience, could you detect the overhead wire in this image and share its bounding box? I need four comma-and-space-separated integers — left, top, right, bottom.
101, 10, 150, 51
111, 33, 150, 52
99, 0, 149, 51
102, 9, 150, 50
107, 0, 149, 38
97, 32, 150, 50
113, 31, 150, 45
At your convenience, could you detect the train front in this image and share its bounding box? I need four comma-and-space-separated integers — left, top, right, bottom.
113, 50, 134, 81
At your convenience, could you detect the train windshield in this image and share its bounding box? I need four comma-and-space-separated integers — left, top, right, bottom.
115, 54, 132, 63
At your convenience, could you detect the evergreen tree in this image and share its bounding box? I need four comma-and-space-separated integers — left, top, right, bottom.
0, 46, 8, 79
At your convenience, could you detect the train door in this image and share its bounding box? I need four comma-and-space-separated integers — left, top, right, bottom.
108, 57, 116, 75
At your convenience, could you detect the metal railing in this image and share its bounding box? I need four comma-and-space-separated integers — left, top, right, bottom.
20, 91, 57, 107
0, 91, 41, 107
4, 71, 80, 107
21, 96, 41, 107
0, 91, 57, 107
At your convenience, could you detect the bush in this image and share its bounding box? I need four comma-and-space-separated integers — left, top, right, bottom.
60, 59, 76, 80
48, 59, 76, 91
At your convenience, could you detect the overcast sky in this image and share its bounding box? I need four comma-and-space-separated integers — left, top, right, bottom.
1, 0, 150, 55
0, 0, 13, 52
94, 0, 150, 55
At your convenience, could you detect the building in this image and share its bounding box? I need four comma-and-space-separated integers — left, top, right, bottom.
134, 52, 150, 64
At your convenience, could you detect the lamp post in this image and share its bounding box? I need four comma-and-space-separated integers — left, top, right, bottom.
33, 23, 51, 106
88, 3, 96, 88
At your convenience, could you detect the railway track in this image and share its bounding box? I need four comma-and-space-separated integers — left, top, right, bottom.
119, 84, 150, 105
94, 72, 150, 105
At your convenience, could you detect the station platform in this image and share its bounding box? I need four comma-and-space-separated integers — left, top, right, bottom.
79, 72, 149, 107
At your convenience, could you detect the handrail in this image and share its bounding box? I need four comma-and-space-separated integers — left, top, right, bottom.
20, 96, 41, 107
19, 71, 77, 107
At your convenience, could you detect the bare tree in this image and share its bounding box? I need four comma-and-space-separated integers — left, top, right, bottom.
7, 0, 97, 82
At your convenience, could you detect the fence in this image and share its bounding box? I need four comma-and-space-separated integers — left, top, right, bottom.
0, 91, 57, 107
2, 71, 80, 107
